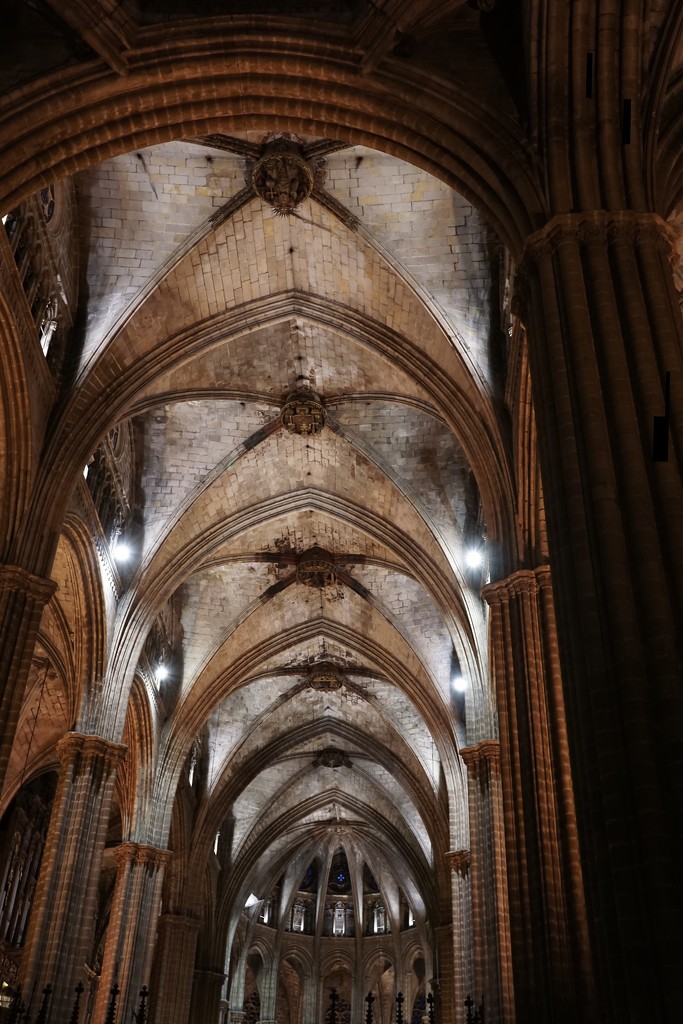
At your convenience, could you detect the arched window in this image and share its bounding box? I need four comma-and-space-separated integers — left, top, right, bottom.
293, 898, 305, 932
333, 901, 345, 936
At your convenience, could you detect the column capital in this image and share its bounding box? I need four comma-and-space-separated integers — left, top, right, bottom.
0, 564, 57, 604
57, 732, 127, 768
445, 849, 470, 877
521, 210, 677, 264
513, 211, 678, 320
158, 912, 201, 934
483, 564, 553, 606
113, 842, 171, 869
460, 740, 500, 777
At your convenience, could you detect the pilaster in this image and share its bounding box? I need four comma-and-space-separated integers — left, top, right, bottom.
0, 565, 57, 789
460, 741, 514, 1024
515, 209, 683, 1021
19, 732, 127, 1022
93, 843, 171, 1024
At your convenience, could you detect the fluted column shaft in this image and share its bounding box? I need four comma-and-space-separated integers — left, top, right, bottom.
93, 843, 171, 1024
0, 565, 56, 789
518, 210, 683, 1023
20, 732, 126, 1022
190, 968, 226, 1024
149, 913, 200, 1024
484, 567, 592, 1023
460, 742, 514, 1024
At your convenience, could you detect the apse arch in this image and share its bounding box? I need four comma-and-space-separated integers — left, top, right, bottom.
145, 616, 466, 841
177, 717, 445, 882
216, 791, 439, 952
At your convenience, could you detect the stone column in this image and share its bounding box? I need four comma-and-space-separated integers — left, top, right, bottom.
149, 913, 200, 1024
483, 567, 593, 1024
257, 951, 278, 1022
445, 850, 472, 1022
227, 950, 248, 1023
432, 924, 452, 1024
19, 732, 126, 1022
0, 565, 56, 789
301, 971, 317, 1024
459, 741, 514, 1024
93, 843, 171, 1024
190, 968, 226, 1024
517, 210, 683, 1022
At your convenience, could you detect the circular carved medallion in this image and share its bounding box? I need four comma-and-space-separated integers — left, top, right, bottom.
252, 140, 314, 215
296, 547, 337, 588
280, 388, 326, 435
309, 663, 343, 691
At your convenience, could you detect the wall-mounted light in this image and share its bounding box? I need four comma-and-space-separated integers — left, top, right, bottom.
111, 541, 131, 563
464, 548, 483, 569
452, 674, 468, 693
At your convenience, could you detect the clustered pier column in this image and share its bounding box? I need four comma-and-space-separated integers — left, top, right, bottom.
460, 741, 515, 1024
518, 210, 683, 1022
19, 732, 127, 1022
92, 843, 171, 1024
190, 968, 226, 1024
149, 913, 201, 1024
484, 567, 593, 1023
446, 848, 473, 1021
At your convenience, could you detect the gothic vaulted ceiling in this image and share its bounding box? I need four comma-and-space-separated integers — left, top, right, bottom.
4, 121, 513, 953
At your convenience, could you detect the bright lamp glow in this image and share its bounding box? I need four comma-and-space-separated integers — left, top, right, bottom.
464, 548, 483, 569
111, 541, 131, 562
245, 893, 259, 908
452, 675, 468, 693
155, 663, 169, 683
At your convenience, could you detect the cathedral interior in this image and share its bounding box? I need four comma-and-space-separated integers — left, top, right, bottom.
0, 2, 682, 1024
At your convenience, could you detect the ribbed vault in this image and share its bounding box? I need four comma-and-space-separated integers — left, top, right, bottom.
15, 101, 515, 1013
